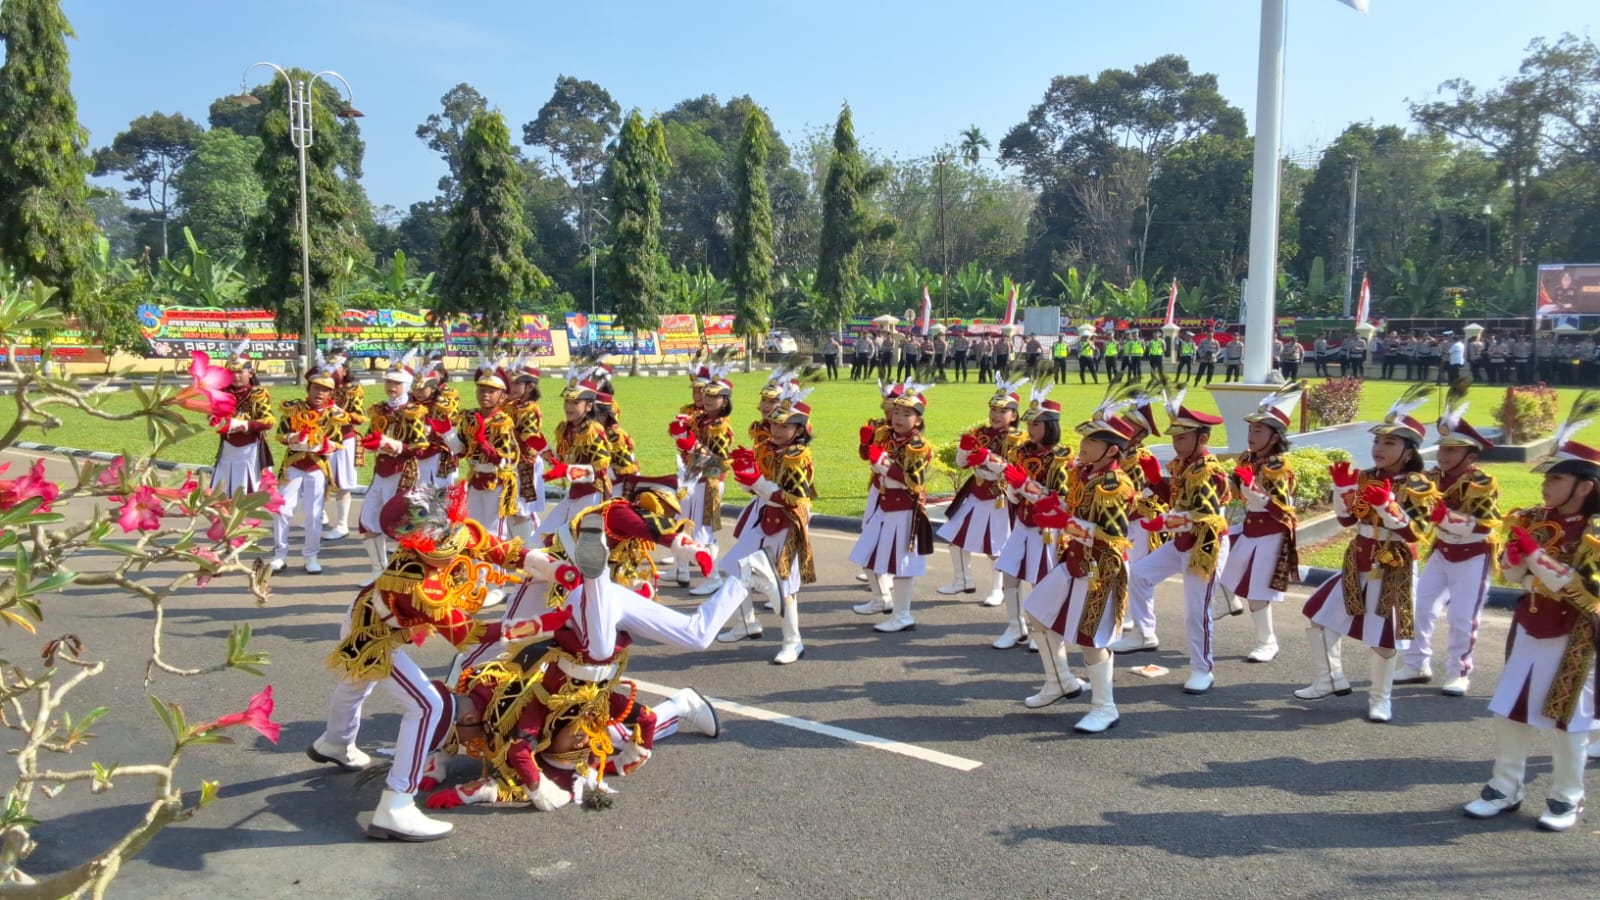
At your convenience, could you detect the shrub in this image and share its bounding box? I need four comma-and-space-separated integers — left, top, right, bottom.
1304, 377, 1363, 429
1283, 445, 1353, 510
1491, 384, 1559, 444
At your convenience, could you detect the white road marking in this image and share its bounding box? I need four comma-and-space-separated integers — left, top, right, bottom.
630, 678, 983, 772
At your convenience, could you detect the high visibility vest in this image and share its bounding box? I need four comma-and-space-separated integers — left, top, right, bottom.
1123, 340, 1142, 357
1053, 341, 1070, 359
1103, 342, 1119, 358
1146, 339, 1163, 356
1178, 340, 1195, 357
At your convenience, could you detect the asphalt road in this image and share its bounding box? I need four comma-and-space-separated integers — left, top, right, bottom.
4, 447, 1597, 900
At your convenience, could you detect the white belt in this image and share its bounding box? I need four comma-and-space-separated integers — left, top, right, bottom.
557, 656, 619, 683
1434, 530, 1488, 546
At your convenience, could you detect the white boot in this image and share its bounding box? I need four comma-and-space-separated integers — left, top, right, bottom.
1026, 628, 1084, 708
716, 593, 763, 642
674, 560, 691, 587
1368, 652, 1397, 723
1246, 605, 1279, 663
306, 735, 371, 771
853, 573, 891, 615
773, 596, 804, 665
327, 494, 352, 540
1074, 658, 1119, 734
936, 547, 975, 595
363, 535, 389, 583
1109, 627, 1158, 654
992, 578, 1027, 649
690, 570, 725, 597
658, 688, 720, 737
1294, 627, 1352, 700
367, 789, 452, 841
979, 564, 1004, 607
875, 578, 916, 633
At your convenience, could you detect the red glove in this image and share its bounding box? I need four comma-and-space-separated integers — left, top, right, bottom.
1509, 525, 1539, 557
675, 434, 698, 454
1429, 501, 1448, 525
1002, 464, 1027, 489
1360, 480, 1391, 509
695, 549, 714, 578
1033, 495, 1070, 529
668, 416, 691, 438
730, 447, 757, 471
958, 434, 979, 453
1139, 517, 1166, 533
1138, 454, 1164, 485
427, 417, 452, 436
1232, 465, 1255, 488
525, 433, 549, 454
733, 466, 759, 487
360, 431, 384, 451
1506, 542, 1524, 567
859, 423, 877, 446
1330, 461, 1358, 487
424, 789, 465, 810
545, 461, 568, 482
867, 445, 888, 466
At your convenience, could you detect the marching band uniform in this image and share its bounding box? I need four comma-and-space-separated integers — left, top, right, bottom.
441, 362, 520, 542
1021, 407, 1137, 733
270, 366, 349, 574
854, 381, 903, 586
326, 347, 367, 540
507, 361, 546, 546
674, 372, 735, 596
1298, 387, 1437, 723
937, 375, 1024, 607
1399, 392, 1501, 695
210, 339, 275, 496
1219, 383, 1305, 664
720, 387, 817, 664
412, 364, 460, 491
992, 392, 1073, 649
533, 375, 613, 548
357, 353, 430, 581
1464, 416, 1600, 832
849, 382, 934, 633
601, 394, 637, 496
1118, 395, 1231, 693
1121, 390, 1169, 572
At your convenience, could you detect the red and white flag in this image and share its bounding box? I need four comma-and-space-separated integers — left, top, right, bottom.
1355, 273, 1371, 327
1165, 279, 1178, 325
1002, 285, 1018, 326
920, 286, 932, 335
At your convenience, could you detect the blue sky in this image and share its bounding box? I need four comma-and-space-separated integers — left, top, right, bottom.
60, 0, 1596, 213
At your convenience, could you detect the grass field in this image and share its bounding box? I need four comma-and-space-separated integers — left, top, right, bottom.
1, 371, 1592, 521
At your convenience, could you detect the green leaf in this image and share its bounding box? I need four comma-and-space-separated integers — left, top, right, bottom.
91, 761, 119, 793
198, 779, 221, 808
181, 732, 234, 747
1, 791, 38, 828
148, 695, 185, 746
227, 624, 270, 675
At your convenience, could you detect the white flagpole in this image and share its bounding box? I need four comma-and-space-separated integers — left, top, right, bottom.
1241, 0, 1286, 384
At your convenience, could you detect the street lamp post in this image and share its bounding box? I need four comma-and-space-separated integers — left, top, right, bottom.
237, 63, 361, 374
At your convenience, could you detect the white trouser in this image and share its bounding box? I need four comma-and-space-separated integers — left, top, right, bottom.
1485, 716, 1590, 808
1128, 538, 1227, 673
273, 466, 326, 561
360, 472, 402, 535
466, 485, 507, 539
1406, 552, 1491, 677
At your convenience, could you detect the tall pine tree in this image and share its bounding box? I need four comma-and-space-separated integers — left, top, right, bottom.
607, 110, 669, 373
816, 104, 892, 336
0, 0, 96, 307
244, 73, 370, 341
729, 108, 773, 372
435, 109, 547, 350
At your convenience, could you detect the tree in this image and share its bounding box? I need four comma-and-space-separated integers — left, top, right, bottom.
959, 126, 990, 166
0, 0, 98, 309
435, 110, 548, 348
1142, 134, 1253, 288
730, 108, 774, 371
173, 128, 265, 260
92, 112, 203, 259
243, 71, 370, 341
816, 104, 895, 335
524, 76, 620, 254
606, 111, 669, 373
416, 83, 488, 201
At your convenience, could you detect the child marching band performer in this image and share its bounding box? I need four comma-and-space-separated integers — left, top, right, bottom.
672, 366, 735, 596
1021, 399, 1138, 733
415, 358, 459, 490
357, 350, 430, 581
598, 391, 637, 497
210, 337, 275, 496
506, 358, 545, 545
1297, 384, 1436, 723
1399, 381, 1501, 695
1116, 387, 1232, 694
991, 386, 1073, 650
1463, 394, 1600, 832
854, 380, 904, 587
720, 384, 818, 663
532, 369, 612, 544
726, 364, 809, 606
326, 344, 367, 541
937, 373, 1025, 606
1122, 385, 1170, 574
1219, 382, 1305, 664
850, 379, 934, 633
270, 363, 349, 574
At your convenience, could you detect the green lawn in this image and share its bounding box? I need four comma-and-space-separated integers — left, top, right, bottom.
1, 371, 1593, 520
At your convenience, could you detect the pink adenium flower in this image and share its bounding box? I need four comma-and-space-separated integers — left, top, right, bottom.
170, 352, 236, 418
116, 486, 164, 533
0, 460, 61, 513
257, 470, 285, 515
192, 547, 221, 588
96, 456, 127, 489
202, 686, 280, 743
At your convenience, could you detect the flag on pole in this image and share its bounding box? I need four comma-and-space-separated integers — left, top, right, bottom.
1336, 0, 1369, 13
1355, 273, 1371, 326
920, 286, 932, 335
1002, 285, 1018, 326
1165, 279, 1178, 325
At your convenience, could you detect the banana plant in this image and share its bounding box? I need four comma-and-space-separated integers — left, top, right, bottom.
1051, 265, 1102, 318
157, 228, 246, 308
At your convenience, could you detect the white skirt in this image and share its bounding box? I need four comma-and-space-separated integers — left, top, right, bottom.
1023, 561, 1119, 649
360, 472, 402, 535
937, 489, 1011, 556
682, 481, 717, 548
1489, 625, 1597, 732
1302, 565, 1413, 650
996, 524, 1057, 585
849, 507, 926, 577
1221, 528, 1287, 603
212, 440, 263, 496
328, 437, 359, 490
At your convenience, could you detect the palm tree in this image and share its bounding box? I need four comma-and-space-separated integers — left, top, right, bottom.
958, 126, 990, 167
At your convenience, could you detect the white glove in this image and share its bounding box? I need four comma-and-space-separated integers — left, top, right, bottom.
1063, 517, 1096, 545
609, 741, 652, 776
1240, 481, 1270, 512
225, 417, 249, 435
750, 477, 779, 501
570, 771, 615, 808
1372, 501, 1410, 531
522, 549, 560, 581
1020, 479, 1046, 501
531, 774, 572, 812
1527, 549, 1575, 593
442, 430, 464, 455
870, 458, 891, 476
1433, 508, 1477, 538
1163, 511, 1193, 533
377, 435, 403, 455
288, 439, 313, 453
567, 465, 595, 484
1333, 489, 1355, 519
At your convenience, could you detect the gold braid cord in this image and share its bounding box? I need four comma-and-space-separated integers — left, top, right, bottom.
326, 586, 413, 682
774, 446, 817, 585
338, 382, 368, 465
276, 399, 345, 488
1423, 468, 1504, 574
608, 425, 638, 477
1251, 453, 1300, 591
697, 417, 733, 531
1074, 468, 1134, 640
242, 386, 275, 428
1540, 520, 1600, 725
1338, 471, 1429, 638
1171, 455, 1231, 577
558, 420, 615, 499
